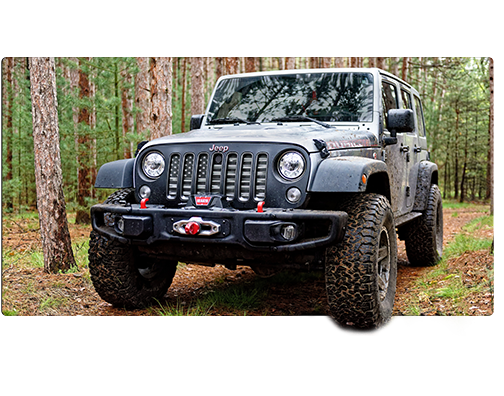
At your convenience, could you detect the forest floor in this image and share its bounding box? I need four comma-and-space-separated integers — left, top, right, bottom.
1, 204, 493, 318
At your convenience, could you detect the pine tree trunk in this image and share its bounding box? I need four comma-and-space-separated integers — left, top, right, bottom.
215, 57, 224, 81
149, 57, 173, 139
225, 57, 239, 75
181, 57, 187, 133
135, 57, 151, 139
334, 57, 344, 68
29, 57, 76, 273
191, 57, 205, 116
285, 57, 296, 70
401, 57, 409, 81
3, 57, 14, 210
75, 58, 92, 224
377, 57, 385, 69
487, 57, 494, 214
121, 66, 134, 158
245, 57, 257, 72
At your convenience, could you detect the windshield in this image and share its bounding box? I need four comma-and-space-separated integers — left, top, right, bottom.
206, 72, 374, 124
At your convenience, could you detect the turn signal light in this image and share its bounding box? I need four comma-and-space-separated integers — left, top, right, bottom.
184, 221, 201, 236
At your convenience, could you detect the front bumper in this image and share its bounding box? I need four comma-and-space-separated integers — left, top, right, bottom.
91, 203, 347, 253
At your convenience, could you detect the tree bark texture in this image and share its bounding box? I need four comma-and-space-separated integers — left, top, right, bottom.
3, 58, 14, 210
487, 57, 494, 214
135, 57, 151, 139
149, 57, 173, 139
121, 67, 134, 158
225, 57, 239, 75
191, 57, 205, 116
29, 57, 77, 273
245, 57, 257, 72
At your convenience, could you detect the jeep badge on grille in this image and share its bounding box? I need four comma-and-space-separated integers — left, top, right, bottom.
209, 144, 229, 153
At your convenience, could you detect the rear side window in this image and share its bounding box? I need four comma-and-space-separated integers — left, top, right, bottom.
414, 96, 426, 137
401, 89, 412, 110
381, 81, 398, 130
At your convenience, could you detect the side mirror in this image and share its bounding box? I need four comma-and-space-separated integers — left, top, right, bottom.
387, 109, 415, 133
190, 114, 205, 131
383, 109, 415, 146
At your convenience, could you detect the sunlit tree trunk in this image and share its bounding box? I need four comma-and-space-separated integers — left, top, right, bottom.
191, 57, 205, 115
377, 57, 385, 69
135, 57, 151, 139
149, 57, 173, 139
285, 57, 296, 70
29, 57, 76, 273
334, 57, 344, 68
225, 57, 239, 75
401, 57, 409, 80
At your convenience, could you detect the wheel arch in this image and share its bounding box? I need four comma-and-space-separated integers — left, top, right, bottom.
412, 161, 439, 212
309, 156, 389, 196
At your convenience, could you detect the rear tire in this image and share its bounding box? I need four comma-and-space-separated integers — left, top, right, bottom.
325, 194, 397, 328
404, 184, 443, 266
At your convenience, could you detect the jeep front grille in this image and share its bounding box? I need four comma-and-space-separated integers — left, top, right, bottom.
166, 151, 268, 203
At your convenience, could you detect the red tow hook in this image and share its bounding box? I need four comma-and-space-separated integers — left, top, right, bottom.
140, 198, 149, 209
184, 221, 201, 236
257, 201, 265, 213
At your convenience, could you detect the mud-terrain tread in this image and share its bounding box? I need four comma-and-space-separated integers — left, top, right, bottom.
404, 184, 443, 267
325, 194, 397, 328
88, 188, 177, 308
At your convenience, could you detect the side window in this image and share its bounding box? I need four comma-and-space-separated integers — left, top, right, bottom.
381, 81, 398, 130
401, 89, 412, 110
414, 96, 426, 137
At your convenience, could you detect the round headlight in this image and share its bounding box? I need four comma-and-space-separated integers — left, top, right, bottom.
143, 152, 165, 178
278, 151, 305, 180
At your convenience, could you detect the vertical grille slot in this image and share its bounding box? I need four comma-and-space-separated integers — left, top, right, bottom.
210, 154, 223, 195
225, 153, 238, 198
254, 153, 268, 200
239, 153, 253, 200
167, 154, 180, 199
196, 153, 209, 194
181, 153, 194, 200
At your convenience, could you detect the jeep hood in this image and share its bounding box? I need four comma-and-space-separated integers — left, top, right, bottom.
142, 124, 379, 153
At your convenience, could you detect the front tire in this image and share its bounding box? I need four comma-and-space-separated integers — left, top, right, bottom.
88, 188, 177, 308
325, 194, 398, 328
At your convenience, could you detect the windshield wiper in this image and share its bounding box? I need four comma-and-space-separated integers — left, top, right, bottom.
207, 117, 260, 125
271, 116, 331, 129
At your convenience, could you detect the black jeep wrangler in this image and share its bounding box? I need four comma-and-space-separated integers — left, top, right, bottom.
89, 68, 443, 328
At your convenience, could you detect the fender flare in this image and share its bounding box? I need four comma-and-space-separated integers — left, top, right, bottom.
308, 156, 388, 193
94, 158, 134, 189
412, 161, 439, 211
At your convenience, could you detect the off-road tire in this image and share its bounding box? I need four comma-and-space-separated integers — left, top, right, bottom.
404, 184, 443, 266
88, 188, 177, 308
325, 194, 397, 328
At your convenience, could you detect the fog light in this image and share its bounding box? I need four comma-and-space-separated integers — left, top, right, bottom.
281, 224, 297, 241
116, 217, 124, 233
139, 185, 151, 199
286, 187, 302, 203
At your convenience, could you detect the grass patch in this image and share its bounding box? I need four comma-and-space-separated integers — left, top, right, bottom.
203, 286, 266, 311
442, 200, 489, 211
158, 303, 210, 336
402, 214, 493, 316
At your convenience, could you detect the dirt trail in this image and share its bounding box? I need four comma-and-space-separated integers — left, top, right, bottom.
1, 207, 492, 316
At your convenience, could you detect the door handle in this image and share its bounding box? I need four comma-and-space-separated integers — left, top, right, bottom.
413, 146, 422, 153
400, 145, 410, 153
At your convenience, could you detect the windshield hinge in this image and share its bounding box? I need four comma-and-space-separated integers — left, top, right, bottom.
313, 139, 330, 159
